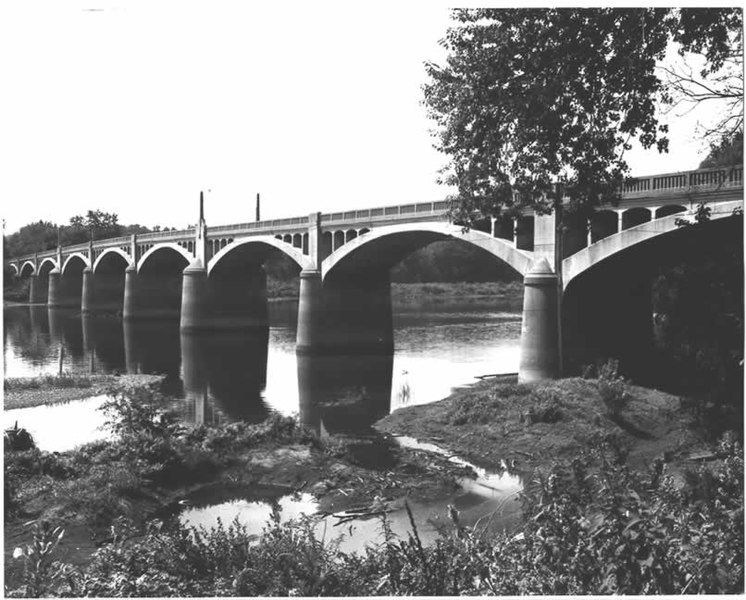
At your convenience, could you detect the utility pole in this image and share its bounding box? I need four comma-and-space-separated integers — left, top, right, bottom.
256, 193, 261, 222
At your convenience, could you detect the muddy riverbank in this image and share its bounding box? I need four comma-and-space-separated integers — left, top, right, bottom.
376, 376, 711, 476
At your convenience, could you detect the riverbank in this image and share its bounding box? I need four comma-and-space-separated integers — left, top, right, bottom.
4, 373, 165, 410
4, 376, 742, 595
4, 388, 470, 591
376, 376, 711, 476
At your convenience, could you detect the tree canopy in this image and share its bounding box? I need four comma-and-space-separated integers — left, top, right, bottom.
3, 211, 167, 259
424, 8, 742, 223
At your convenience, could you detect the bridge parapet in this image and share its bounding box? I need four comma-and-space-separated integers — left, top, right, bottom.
621, 165, 742, 199
7, 165, 742, 268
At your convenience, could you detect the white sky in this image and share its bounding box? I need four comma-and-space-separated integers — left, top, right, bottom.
0, 1, 729, 234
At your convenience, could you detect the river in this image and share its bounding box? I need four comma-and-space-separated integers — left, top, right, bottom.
4, 294, 524, 548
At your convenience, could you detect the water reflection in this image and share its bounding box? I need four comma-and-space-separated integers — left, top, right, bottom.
5, 299, 522, 431
180, 328, 270, 425
297, 353, 393, 436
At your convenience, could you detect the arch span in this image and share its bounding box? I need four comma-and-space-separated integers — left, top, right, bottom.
321, 222, 533, 281
38, 257, 58, 273
207, 235, 314, 275
137, 243, 193, 273
9, 263, 19, 276
61, 253, 91, 275
93, 248, 133, 273
563, 200, 743, 289
20, 261, 35, 277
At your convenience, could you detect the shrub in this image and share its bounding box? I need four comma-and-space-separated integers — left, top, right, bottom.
524, 389, 563, 424
9, 435, 744, 595
5, 422, 36, 452
597, 359, 632, 417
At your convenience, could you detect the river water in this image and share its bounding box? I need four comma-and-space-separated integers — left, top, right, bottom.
4, 295, 524, 547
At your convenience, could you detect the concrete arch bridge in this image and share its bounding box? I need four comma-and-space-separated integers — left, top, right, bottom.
8, 165, 743, 382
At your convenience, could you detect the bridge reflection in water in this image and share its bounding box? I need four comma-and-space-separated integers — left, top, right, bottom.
10, 306, 397, 432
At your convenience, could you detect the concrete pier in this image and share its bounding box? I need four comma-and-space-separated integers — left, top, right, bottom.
296, 270, 325, 354
518, 258, 559, 382
28, 274, 40, 304
47, 269, 61, 307
179, 263, 209, 330
122, 264, 139, 320
81, 268, 94, 313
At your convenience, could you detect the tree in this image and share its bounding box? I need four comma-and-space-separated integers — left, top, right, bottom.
661, 9, 743, 142
424, 8, 742, 225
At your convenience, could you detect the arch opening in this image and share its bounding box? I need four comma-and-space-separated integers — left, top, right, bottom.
208, 239, 306, 329
656, 204, 686, 219
622, 207, 651, 230
94, 251, 129, 312
20, 262, 35, 278
562, 214, 742, 391
137, 246, 190, 318
58, 254, 87, 307
320, 225, 527, 355
590, 210, 618, 244
35, 260, 56, 303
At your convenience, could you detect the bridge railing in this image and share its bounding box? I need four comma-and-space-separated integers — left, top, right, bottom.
9, 166, 743, 264
622, 165, 742, 197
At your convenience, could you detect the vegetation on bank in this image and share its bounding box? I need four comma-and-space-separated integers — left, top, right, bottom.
4, 374, 164, 410
5, 371, 744, 596
378, 371, 708, 474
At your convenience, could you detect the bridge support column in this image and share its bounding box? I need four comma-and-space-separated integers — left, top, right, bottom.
296, 270, 325, 354
518, 258, 559, 382
180, 263, 209, 331
81, 267, 94, 313
28, 274, 40, 304
47, 269, 61, 307
123, 264, 139, 319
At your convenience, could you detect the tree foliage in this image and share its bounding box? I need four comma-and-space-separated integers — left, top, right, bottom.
424, 8, 742, 223
4, 211, 162, 259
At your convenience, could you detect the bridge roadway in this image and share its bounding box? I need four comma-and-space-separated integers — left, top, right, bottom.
7, 165, 744, 383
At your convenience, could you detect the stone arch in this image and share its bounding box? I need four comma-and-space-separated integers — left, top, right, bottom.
61, 253, 91, 275
562, 200, 742, 289
321, 222, 533, 282
92, 248, 133, 274
20, 261, 35, 277
9, 263, 19, 276
207, 235, 314, 276
137, 243, 193, 273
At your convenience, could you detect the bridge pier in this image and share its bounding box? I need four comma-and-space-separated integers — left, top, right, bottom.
81, 267, 94, 313
28, 274, 41, 304
296, 270, 325, 354
518, 258, 559, 382
47, 269, 62, 307
122, 264, 139, 319
179, 263, 209, 331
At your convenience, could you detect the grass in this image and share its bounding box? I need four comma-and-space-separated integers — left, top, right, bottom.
377, 376, 708, 473
5, 374, 93, 391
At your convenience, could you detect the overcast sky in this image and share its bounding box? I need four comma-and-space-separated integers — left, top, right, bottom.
1, 1, 727, 234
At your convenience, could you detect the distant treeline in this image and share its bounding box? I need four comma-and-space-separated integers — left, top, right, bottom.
4, 210, 175, 259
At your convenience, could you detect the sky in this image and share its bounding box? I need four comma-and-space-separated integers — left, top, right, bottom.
0, 1, 730, 234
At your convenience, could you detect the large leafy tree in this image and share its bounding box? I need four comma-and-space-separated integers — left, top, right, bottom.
424, 8, 742, 224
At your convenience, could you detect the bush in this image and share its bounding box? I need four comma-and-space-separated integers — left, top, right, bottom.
597, 359, 632, 417
8, 435, 743, 595
5, 422, 36, 452
524, 389, 563, 424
